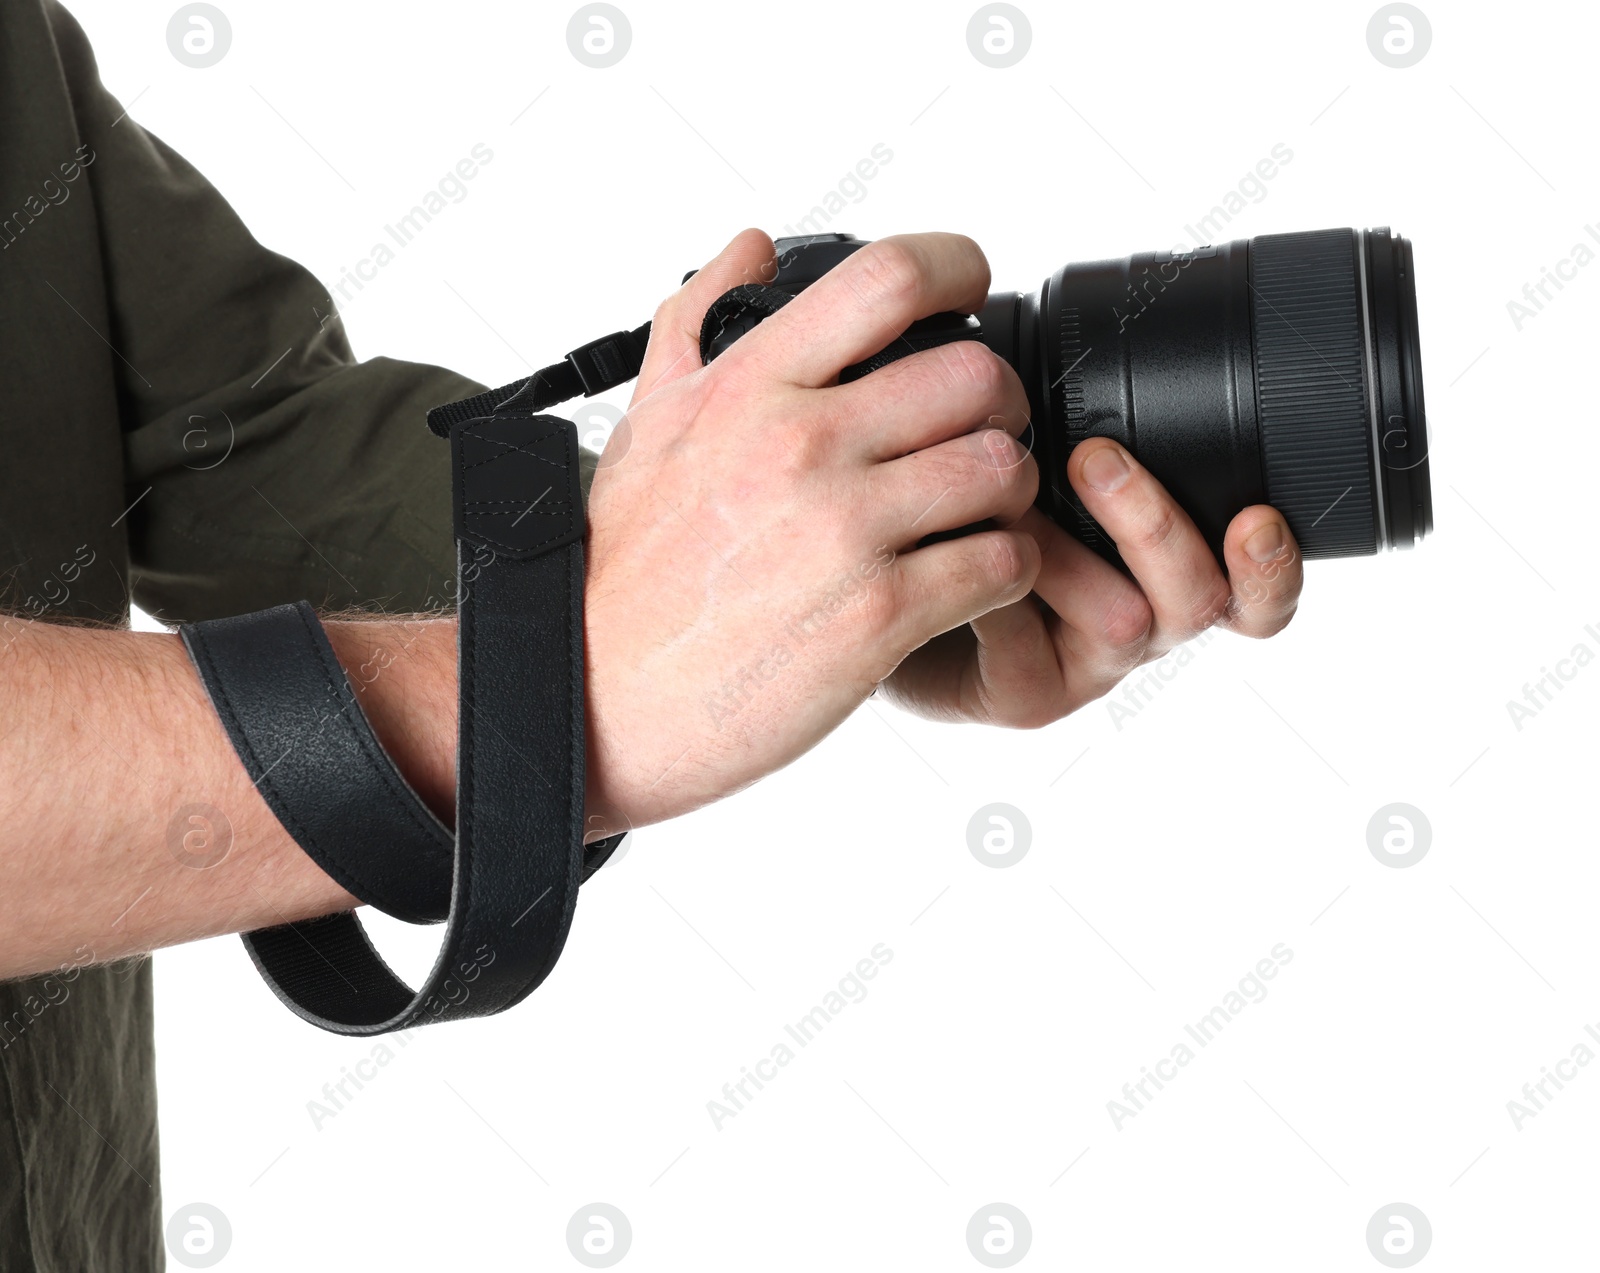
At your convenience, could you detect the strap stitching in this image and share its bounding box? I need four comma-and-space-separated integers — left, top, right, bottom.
456, 526, 577, 555
498, 552, 582, 1012
455, 418, 579, 556
464, 500, 573, 509
459, 424, 569, 473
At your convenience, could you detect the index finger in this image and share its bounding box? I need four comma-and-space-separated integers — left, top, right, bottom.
635, 228, 776, 401
725, 233, 991, 389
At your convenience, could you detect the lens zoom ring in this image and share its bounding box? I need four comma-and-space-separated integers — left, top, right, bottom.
1250, 230, 1375, 557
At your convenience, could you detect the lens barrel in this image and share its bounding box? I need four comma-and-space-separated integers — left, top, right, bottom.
979, 226, 1432, 561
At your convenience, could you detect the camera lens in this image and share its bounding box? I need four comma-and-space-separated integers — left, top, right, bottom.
978, 227, 1432, 561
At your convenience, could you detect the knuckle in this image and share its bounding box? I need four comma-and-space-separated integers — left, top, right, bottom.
904, 440, 968, 492
1231, 580, 1288, 631
853, 238, 926, 309
1012, 701, 1062, 730
1098, 589, 1154, 655
972, 440, 1037, 512
766, 418, 830, 482
867, 572, 904, 637
1123, 495, 1183, 558
949, 231, 987, 268
981, 532, 1029, 592
987, 677, 1062, 730
697, 361, 754, 423
910, 436, 1034, 517
937, 232, 991, 294
940, 340, 1007, 398
1236, 598, 1298, 640
1231, 573, 1270, 611
867, 557, 911, 635
1183, 581, 1233, 635
995, 448, 1039, 501
980, 424, 1019, 462
935, 533, 1020, 603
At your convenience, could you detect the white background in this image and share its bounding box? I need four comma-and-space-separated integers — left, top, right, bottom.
73, 0, 1598, 1267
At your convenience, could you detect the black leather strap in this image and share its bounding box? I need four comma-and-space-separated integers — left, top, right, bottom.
185, 409, 621, 1035
182, 602, 453, 924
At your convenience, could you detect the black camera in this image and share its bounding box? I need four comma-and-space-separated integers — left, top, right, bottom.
702, 230, 1431, 563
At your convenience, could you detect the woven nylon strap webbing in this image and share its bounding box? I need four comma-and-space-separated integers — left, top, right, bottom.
424, 323, 652, 438
183, 398, 622, 1034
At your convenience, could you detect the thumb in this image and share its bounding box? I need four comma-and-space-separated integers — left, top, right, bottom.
633, 227, 776, 402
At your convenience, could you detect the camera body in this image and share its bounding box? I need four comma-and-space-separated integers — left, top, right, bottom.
704, 233, 982, 370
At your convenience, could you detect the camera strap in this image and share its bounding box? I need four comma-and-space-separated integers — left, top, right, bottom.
423, 283, 832, 428
182, 600, 458, 927
180, 300, 801, 1034
183, 389, 623, 1035
424, 323, 653, 429
423, 277, 907, 435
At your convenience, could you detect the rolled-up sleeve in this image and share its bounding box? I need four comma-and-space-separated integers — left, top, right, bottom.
48, 0, 482, 621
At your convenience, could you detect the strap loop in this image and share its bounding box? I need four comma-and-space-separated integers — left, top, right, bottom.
182, 602, 454, 925
185, 407, 621, 1035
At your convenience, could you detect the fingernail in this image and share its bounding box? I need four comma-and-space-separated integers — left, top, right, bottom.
1245, 521, 1285, 563
1081, 444, 1130, 493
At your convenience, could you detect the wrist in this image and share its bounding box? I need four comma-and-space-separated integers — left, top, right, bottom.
324, 613, 629, 846
323, 616, 459, 825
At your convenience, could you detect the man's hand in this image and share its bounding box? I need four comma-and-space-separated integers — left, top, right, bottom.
580, 229, 1303, 834
881, 446, 1303, 727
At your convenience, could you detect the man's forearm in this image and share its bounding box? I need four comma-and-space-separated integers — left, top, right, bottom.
0, 615, 457, 980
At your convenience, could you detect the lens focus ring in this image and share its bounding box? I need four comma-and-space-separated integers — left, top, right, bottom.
1249, 230, 1377, 558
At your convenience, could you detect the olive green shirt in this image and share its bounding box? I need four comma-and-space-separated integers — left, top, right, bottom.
0, 3, 537, 1266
